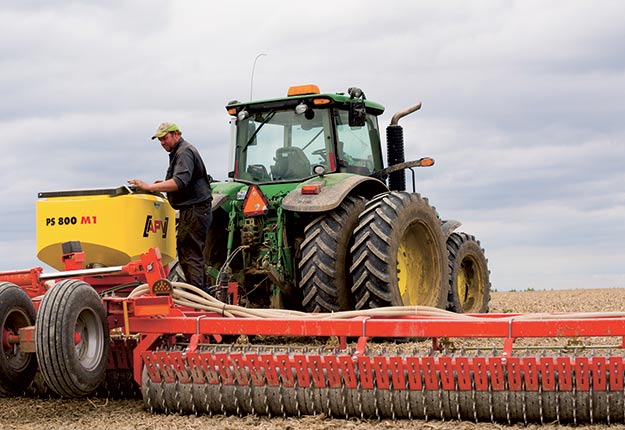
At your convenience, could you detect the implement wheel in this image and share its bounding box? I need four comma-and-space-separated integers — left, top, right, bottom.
35, 279, 109, 397
299, 195, 366, 312
0, 282, 37, 395
447, 232, 491, 313
351, 192, 448, 309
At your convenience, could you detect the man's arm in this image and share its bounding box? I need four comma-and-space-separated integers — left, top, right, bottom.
128, 178, 179, 192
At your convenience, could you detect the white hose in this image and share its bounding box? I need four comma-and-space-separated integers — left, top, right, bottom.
128, 281, 625, 321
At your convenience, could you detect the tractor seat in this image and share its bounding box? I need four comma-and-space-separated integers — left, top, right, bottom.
270, 147, 311, 180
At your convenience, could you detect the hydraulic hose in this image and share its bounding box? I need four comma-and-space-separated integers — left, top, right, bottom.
128, 281, 625, 321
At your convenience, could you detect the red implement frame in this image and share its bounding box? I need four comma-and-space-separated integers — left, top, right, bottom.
114, 292, 625, 389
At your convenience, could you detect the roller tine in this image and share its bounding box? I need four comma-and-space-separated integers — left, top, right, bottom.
590, 359, 594, 426
175, 379, 181, 414
233, 372, 241, 417
572, 357, 577, 426
263, 370, 270, 417
453, 351, 461, 422
218, 374, 226, 416
358, 373, 364, 419
488, 374, 494, 423
470, 370, 477, 423
555, 369, 560, 425
423, 377, 429, 421
504, 365, 511, 426
293, 354, 302, 418
341, 366, 348, 420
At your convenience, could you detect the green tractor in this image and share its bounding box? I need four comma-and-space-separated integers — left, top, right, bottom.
204, 84, 490, 313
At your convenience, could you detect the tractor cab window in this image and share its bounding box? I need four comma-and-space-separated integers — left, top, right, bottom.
335, 111, 379, 175
236, 109, 333, 182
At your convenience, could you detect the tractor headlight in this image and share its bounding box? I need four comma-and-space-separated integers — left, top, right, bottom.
294, 102, 308, 115
313, 164, 326, 176
237, 109, 249, 121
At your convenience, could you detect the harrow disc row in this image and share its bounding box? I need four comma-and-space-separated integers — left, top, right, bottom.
141, 347, 625, 425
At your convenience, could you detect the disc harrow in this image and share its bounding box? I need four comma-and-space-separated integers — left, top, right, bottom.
134, 319, 625, 425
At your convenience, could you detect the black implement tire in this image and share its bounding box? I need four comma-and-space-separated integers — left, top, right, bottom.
351, 192, 449, 309
446, 232, 490, 313
299, 196, 366, 312
0, 282, 37, 396
35, 279, 109, 397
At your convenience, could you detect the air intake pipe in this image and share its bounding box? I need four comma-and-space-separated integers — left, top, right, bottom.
386, 103, 421, 191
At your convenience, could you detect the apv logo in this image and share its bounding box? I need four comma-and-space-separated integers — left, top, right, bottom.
143, 215, 169, 239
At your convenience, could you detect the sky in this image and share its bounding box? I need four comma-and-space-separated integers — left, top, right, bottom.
1, 1, 624, 292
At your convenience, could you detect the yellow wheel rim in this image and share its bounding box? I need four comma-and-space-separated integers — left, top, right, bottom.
456, 255, 485, 312
397, 222, 440, 306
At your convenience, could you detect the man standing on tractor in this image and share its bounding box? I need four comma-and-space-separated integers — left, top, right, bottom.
128, 122, 212, 293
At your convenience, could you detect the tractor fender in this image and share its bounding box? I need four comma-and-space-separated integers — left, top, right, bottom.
442, 219, 462, 239
210, 180, 246, 211
211, 192, 229, 210
282, 174, 388, 212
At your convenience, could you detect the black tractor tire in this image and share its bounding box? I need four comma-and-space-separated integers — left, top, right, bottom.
0, 282, 37, 396
35, 279, 109, 397
446, 232, 491, 313
350, 192, 449, 309
299, 195, 366, 312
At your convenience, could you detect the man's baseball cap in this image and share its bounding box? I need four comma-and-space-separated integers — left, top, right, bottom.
151, 122, 180, 140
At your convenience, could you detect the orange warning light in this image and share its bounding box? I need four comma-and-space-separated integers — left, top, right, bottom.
419, 157, 435, 167
287, 84, 320, 97
242, 185, 269, 216
301, 183, 323, 195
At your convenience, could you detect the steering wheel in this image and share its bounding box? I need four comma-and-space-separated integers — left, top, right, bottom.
312, 148, 327, 163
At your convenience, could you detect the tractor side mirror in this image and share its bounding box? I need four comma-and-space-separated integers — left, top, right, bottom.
349, 99, 366, 127
348, 86, 367, 127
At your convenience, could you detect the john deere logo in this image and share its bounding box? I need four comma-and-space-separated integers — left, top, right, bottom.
143, 215, 169, 238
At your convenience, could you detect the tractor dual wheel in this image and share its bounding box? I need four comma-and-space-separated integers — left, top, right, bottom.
35, 279, 109, 397
351, 192, 449, 309
299, 195, 366, 312
446, 232, 491, 313
0, 282, 37, 396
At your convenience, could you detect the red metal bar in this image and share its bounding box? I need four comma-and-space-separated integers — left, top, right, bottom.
0, 268, 46, 297
125, 313, 625, 341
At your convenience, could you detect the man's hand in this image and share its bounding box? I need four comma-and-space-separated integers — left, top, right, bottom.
128, 179, 151, 191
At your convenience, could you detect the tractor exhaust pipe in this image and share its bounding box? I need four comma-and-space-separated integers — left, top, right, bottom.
386, 103, 422, 191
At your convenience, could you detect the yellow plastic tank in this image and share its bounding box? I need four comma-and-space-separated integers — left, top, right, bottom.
36, 186, 176, 271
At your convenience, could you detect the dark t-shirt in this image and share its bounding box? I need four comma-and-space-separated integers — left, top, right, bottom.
166, 138, 212, 209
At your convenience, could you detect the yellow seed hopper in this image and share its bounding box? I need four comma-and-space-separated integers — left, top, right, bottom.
36, 186, 176, 270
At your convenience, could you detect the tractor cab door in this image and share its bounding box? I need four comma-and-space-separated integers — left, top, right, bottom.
334, 110, 383, 176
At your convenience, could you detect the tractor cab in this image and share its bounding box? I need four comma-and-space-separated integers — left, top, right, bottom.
226, 85, 386, 183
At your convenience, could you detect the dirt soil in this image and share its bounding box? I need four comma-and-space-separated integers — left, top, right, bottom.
1, 288, 624, 430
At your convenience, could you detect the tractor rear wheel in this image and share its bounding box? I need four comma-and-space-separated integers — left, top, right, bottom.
299, 195, 366, 312
447, 232, 490, 313
35, 279, 109, 397
0, 282, 37, 395
351, 192, 449, 309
